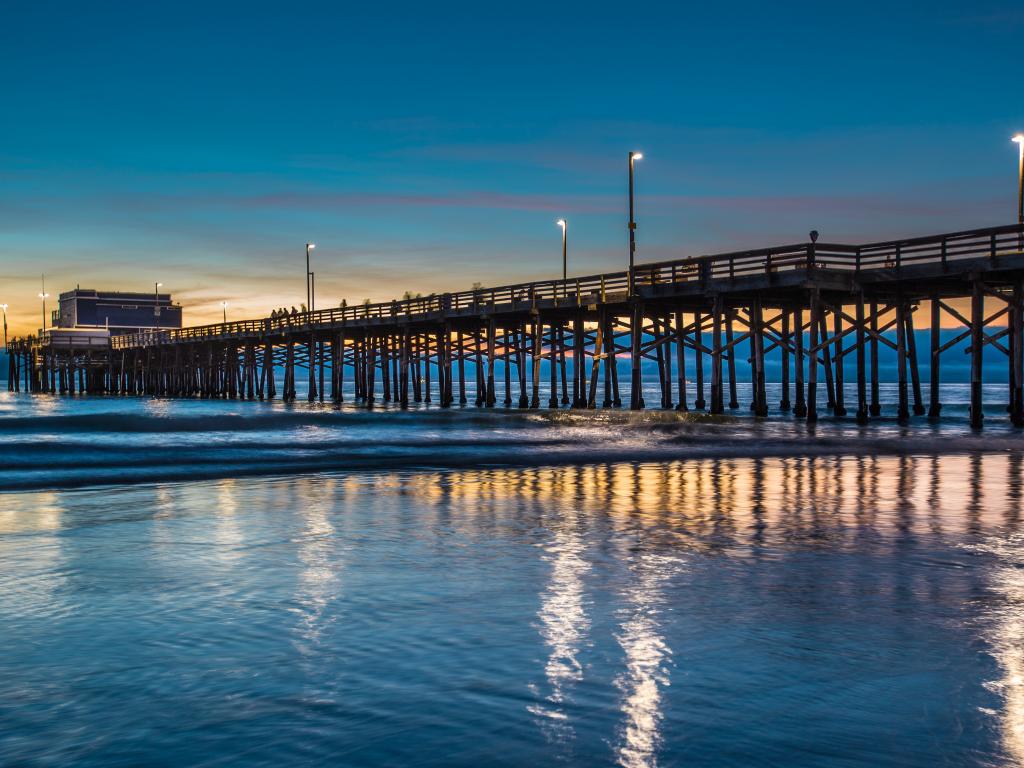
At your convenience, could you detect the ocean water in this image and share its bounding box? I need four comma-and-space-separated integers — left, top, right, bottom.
1, 383, 1023, 766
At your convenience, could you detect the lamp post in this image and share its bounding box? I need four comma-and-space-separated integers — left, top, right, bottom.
306, 242, 316, 312
154, 281, 163, 318
1, 304, 7, 352
221, 301, 228, 324
556, 219, 567, 281
1013, 135, 1024, 226
38, 276, 49, 334
628, 151, 643, 297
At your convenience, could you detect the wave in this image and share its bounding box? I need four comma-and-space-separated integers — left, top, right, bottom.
1, 420, 1019, 493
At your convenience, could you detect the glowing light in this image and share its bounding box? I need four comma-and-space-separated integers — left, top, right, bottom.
38, 292, 49, 299
556, 219, 566, 228
307, 242, 316, 250
1013, 135, 1024, 144
632, 152, 643, 161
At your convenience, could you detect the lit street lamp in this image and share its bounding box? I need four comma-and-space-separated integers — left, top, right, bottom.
38, 276, 50, 333
628, 151, 643, 296
1013, 134, 1024, 226
154, 281, 163, 318
221, 301, 229, 324
306, 242, 316, 312
1, 304, 8, 352
557, 219, 567, 281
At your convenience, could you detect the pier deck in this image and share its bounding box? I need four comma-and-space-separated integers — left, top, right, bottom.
10, 223, 1024, 427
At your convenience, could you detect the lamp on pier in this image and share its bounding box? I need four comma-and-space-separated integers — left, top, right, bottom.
1, 303, 7, 352
556, 219, 567, 282
306, 242, 316, 312
38, 276, 49, 333
1013, 134, 1024, 227
154, 282, 163, 317
628, 151, 643, 297
221, 301, 229, 324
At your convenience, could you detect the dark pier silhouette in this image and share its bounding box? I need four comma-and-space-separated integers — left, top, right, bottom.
9, 223, 1024, 428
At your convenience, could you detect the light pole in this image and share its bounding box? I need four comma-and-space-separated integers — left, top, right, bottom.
1, 304, 7, 352
38, 276, 49, 334
1013, 135, 1024, 226
306, 242, 316, 312
221, 301, 228, 324
154, 281, 163, 318
628, 151, 643, 297
557, 219, 567, 281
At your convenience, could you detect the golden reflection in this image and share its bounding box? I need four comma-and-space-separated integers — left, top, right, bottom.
386, 454, 1021, 544
0, 491, 66, 620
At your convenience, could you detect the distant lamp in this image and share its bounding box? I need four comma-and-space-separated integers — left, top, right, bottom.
556, 219, 568, 281
38, 289, 50, 333
221, 300, 229, 323
809, 230, 819, 243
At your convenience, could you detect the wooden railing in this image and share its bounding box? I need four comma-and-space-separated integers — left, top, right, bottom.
109, 223, 1024, 350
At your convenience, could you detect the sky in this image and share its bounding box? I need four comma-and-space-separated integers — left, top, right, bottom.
1, 0, 1023, 335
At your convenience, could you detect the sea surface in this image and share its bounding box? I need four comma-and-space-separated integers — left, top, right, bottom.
2, 382, 1024, 767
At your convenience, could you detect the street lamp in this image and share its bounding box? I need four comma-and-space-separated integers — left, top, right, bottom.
556, 219, 567, 281
1013, 134, 1024, 226
38, 276, 49, 333
306, 242, 316, 312
221, 301, 229, 323
154, 281, 163, 318
628, 151, 643, 296
1, 304, 7, 352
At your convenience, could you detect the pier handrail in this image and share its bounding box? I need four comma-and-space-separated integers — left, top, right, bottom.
107, 222, 1024, 350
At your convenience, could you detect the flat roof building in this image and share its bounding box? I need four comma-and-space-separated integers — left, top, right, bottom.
57, 289, 183, 335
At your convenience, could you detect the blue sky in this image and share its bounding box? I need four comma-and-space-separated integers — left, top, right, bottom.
1, 0, 1023, 333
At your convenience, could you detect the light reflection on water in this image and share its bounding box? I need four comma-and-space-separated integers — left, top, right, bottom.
1, 454, 1023, 766
528, 483, 590, 746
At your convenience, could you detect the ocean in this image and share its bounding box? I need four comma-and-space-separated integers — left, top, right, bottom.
1, 381, 1023, 766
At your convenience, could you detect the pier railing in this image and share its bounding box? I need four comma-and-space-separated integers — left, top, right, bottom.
109, 223, 1024, 350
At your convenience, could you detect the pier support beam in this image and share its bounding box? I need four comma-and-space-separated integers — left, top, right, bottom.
928, 297, 941, 419
855, 296, 868, 423
970, 279, 984, 428
780, 310, 791, 411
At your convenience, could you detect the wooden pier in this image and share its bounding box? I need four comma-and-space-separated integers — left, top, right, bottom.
9, 223, 1024, 428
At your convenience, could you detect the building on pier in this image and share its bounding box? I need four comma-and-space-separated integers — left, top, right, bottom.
57, 289, 182, 334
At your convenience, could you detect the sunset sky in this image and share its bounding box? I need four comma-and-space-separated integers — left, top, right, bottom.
2, 1, 1022, 335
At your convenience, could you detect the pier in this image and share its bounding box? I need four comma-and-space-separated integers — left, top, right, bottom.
8, 222, 1024, 428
